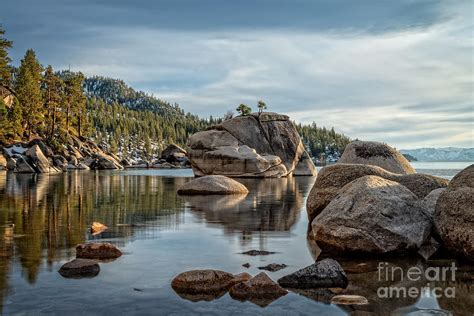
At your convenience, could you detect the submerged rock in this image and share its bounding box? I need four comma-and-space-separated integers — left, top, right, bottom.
306, 163, 448, 222
339, 140, 415, 174
187, 112, 312, 178
229, 272, 252, 286
258, 263, 287, 272
76, 242, 122, 260
229, 272, 287, 307
278, 259, 348, 289
58, 258, 100, 278
171, 269, 235, 294
242, 263, 250, 268
241, 250, 276, 256
177, 175, 249, 195
312, 176, 432, 254
435, 164, 474, 262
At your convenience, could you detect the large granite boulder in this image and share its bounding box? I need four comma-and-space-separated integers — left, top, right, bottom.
339, 141, 415, 174
13, 156, 35, 173
434, 164, 474, 262
177, 175, 249, 195
25, 145, 58, 173
312, 175, 432, 254
306, 163, 448, 222
278, 258, 348, 289
187, 112, 311, 177
161, 144, 186, 163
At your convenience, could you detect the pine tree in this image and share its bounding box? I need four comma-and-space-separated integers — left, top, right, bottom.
236, 104, 252, 116
257, 100, 267, 114
42, 65, 63, 139
63, 72, 87, 135
16, 49, 43, 138
0, 26, 12, 87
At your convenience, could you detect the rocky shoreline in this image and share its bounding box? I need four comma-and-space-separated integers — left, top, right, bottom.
0, 137, 191, 173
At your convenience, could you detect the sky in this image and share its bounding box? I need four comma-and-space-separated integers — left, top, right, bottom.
1, 0, 473, 149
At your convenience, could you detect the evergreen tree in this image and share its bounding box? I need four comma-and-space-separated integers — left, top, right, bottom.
236, 103, 252, 116
0, 26, 12, 87
16, 49, 43, 138
63, 72, 87, 135
257, 100, 267, 114
42, 65, 63, 139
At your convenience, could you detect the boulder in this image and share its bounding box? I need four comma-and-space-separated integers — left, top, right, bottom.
90, 155, 123, 170
229, 272, 287, 307
434, 164, 474, 262
25, 145, 57, 173
69, 156, 78, 165
28, 139, 54, 158
76, 243, 122, 260
339, 141, 415, 174
241, 250, 275, 256
6, 157, 16, 170
312, 176, 432, 254
278, 259, 348, 289
161, 144, 187, 163
229, 272, 252, 286
421, 188, 446, 216
306, 163, 448, 222
187, 112, 305, 177
171, 269, 235, 294
58, 258, 100, 278
13, 156, 35, 173
177, 175, 249, 195
292, 150, 317, 176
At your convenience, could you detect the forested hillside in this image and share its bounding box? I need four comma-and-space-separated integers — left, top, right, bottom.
0, 26, 350, 162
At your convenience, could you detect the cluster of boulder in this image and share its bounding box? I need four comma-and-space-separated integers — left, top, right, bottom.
122, 144, 191, 169
0, 137, 192, 173
171, 259, 368, 307
0, 137, 123, 173
307, 140, 473, 262
186, 112, 317, 177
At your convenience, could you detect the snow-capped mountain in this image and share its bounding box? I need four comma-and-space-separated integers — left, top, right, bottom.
400, 147, 474, 162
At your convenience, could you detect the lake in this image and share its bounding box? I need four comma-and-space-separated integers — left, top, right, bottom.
0, 162, 472, 315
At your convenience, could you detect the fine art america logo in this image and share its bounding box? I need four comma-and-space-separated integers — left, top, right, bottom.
377, 262, 457, 299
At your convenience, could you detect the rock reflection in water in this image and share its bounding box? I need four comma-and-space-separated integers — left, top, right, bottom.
182, 177, 312, 238
0, 170, 188, 310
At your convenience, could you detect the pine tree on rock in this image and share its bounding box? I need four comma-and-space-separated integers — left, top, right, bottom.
0, 26, 12, 88
16, 49, 43, 138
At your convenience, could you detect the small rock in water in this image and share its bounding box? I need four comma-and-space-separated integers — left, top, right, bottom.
171, 269, 234, 294
242, 263, 250, 268
241, 250, 276, 256
90, 222, 108, 235
229, 272, 252, 286
278, 258, 348, 289
76, 243, 122, 260
58, 258, 100, 278
330, 295, 369, 305
258, 263, 287, 272
229, 272, 287, 307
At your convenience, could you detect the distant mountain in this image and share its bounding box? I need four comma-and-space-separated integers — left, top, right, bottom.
400, 147, 474, 162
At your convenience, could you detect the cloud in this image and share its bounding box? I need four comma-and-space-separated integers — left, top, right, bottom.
1, 0, 472, 149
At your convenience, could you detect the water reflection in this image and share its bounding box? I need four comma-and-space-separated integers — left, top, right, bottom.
183, 177, 314, 244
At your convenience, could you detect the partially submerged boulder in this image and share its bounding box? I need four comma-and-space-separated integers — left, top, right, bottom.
161, 144, 186, 163
312, 176, 432, 254
187, 112, 310, 177
25, 145, 58, 173
292, 150, 317, 176
177, 175, 249, 195
331, 295, 369, 305
434, 164, 474, 262
339, 141, 415, 174
58, 258, 100, 278
278, 259, 348, 289
171, 269, 235, 294
306, 163, 448, 222
229, 272, 287, 307
13, 156, 35, 173
76, 243, 122, 260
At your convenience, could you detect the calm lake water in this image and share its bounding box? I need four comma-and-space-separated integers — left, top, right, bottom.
0, 162, 472, 315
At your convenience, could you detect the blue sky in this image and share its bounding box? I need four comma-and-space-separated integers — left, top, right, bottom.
2, 0, 473, 149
